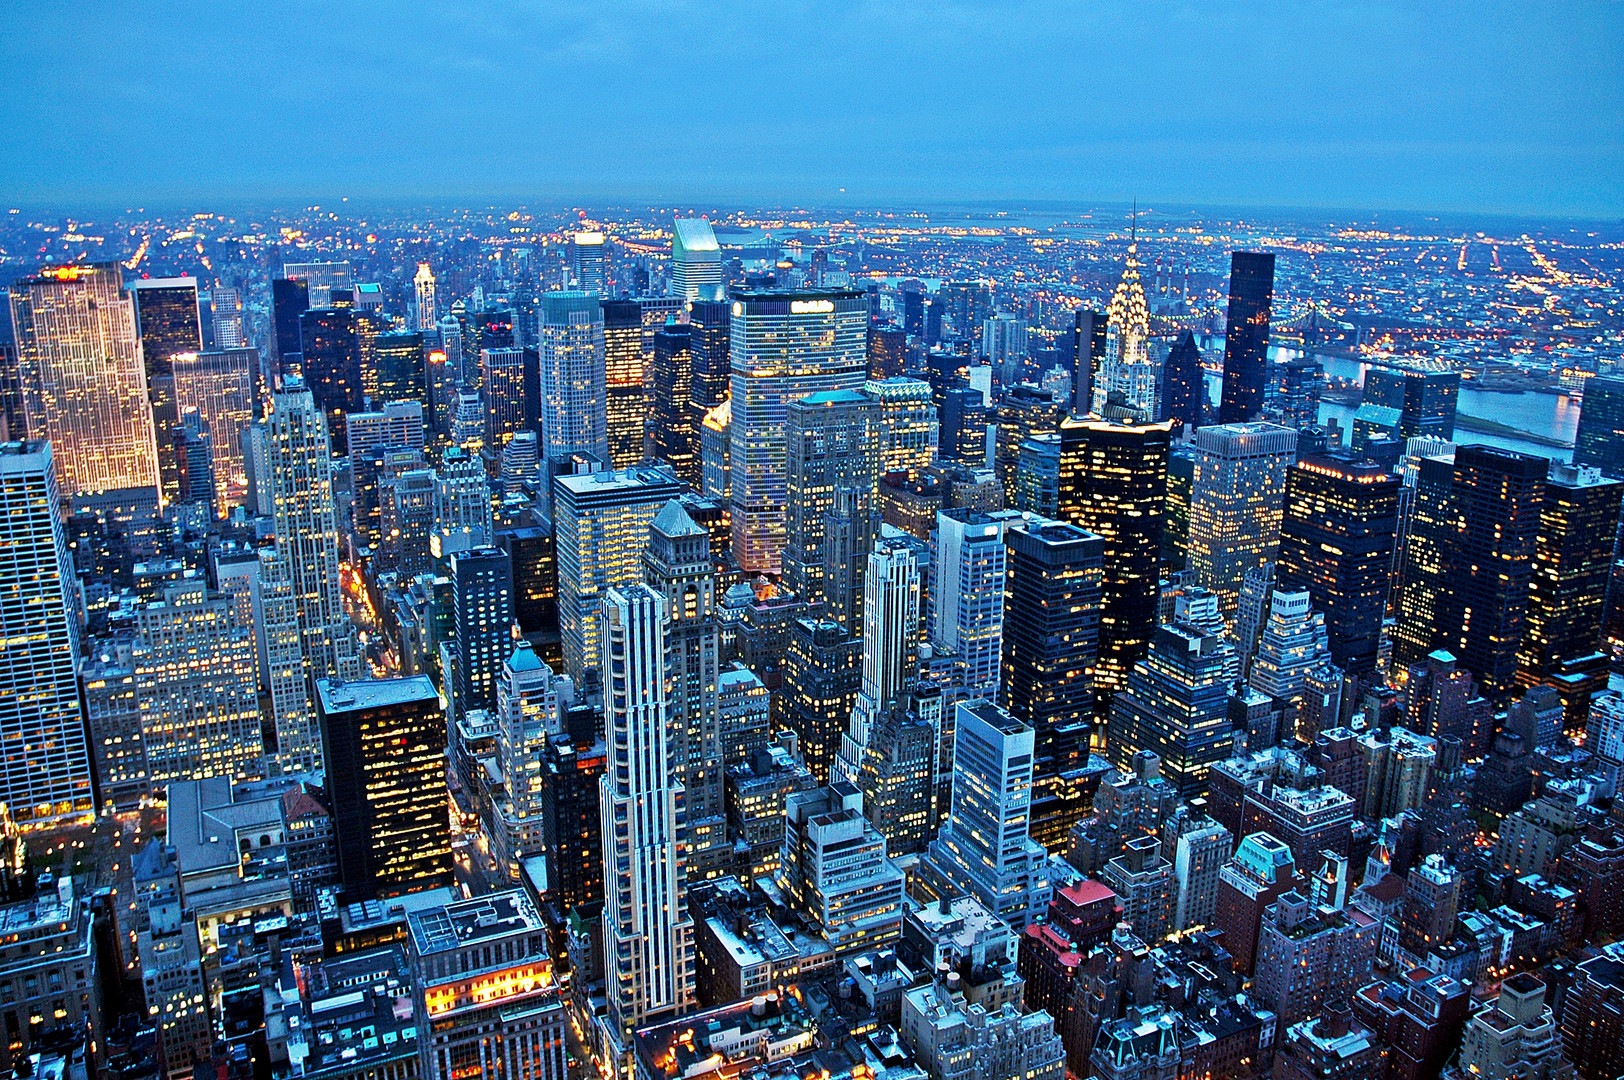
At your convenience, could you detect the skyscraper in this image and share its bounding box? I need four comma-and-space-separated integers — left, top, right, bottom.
283, 260, 353, 310
649, 323, 697, 483
1276, 453, 1400, 674
369, 330, 427, 409
1187, 421, 1298, 615
540, 291, 608, 463
1070, 308, 1106, 416
918, 702, 1054, 929
1002, 520, 1104, 848
1097, 246, 1154, 417
413, 262, 437, 329
866, 376, 936, 477
268, 381, 361, 770
171, 347, 257, 514
729, 288, 870, 574
1574, 375, 1624, 477
994, 384, 1064, 506
1362, 366, 1459, 442
272, 276, 310, 381
316, 676, 453, 899
298, 306, 362, 454
840, 540, 922, 755
1056, 418, 1173, 722
573, 231, 607, 294
1160, 329, 1204, 431
553, 466, 685, 685
643, 501, 726, 876
210, 285, 245, 349
9, 263, 161, 503
670, 218, 724, 302
0, 442, 94, 825
932, 508, 1013, 702
781, 390, 881, 612
130, 277, 203, 506
1218, 252, 1275, 424
601, 298, 646, 468
451, 546, 515, 720
482, 346, 527, 450
598, 584, 697, 1042
1394, 452, 1457, 670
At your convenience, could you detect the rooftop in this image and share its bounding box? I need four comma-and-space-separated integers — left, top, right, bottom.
407, 890, 543, 958
316, 676, 439, 715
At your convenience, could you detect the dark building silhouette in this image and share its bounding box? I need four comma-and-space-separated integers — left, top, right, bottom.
1218, 252, 1275, 424
316, 676, 453, 900
272, 276, 310, 379
1363, 366, 1460, 442
1277, 453, 1400, 674
541, 706, 605, 919
650, 324, 698, 484
369, 330, 427, 410
451, 546, 515, 718
1071, 309, 1107, 416
903, 289, 925, 338
299, 307, 362, 453
1160, 329, 1204, 431
867, 322, 907, 380
687, 298, 731, 413
1574, 375, 1624, 477
130, 279, 203, 506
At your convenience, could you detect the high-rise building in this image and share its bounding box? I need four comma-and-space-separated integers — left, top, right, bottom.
268, 381, 361, 770
272, 276, 310, 380
1218, 252, 1276, 424
450, 546, 514, 720
1173, 819, 1234, 932
1099, 835, 1176, 943
208, 285, 245, 349
1213, 832, 1300, 975
687, 298, 731, 414
1187, 421, 1298, 615
553, 466, 685, 685
0, 442, 94, 825
1070, 308, 1107, 416
572, 231, 607, 293
1394, 452, 1457, 670
780, 618, 863, 783
1097, 246, 1154, 417
283, 260, 354, 310
867, 322, 907, 380
1277, 454, 1400, 674
368, 330, 427, 409
171, 347, 257, 514
601, 298, 646, 468
316, 676, 453, 899
413, 262, 436, 329
1253, 891, 1380, 1033
298, 307, 362, 453
539, 291, 608, 463
866, 376, 936, 477
1107, 593, 1237, 799
598, 584, 697, 1040
1518, 462, 1622, 725
129, 277, 203, 505
488, 641, 562, 881
1248, 590, 1333, 741
1574, 376, 1624, 477
729, 288, 870, 573
670, 218, 725, 302
919, 702, 1054, 928
932, 508, 1014, 701
1362, 367, 1460, 442
9, 263, 161, 504
982, 312, 1029, 377
1563, 946, 1624, 1080
1455, 972, 1565, 1080
133, 580, 262, 788
781, 390, 881, 612
650, 323, 697, 482
1002, 519, 1104, 848
1438, 445, 1548, 699
994, 384, 1063, 506
779, 782, 907, 952
1056, 418, 1173, 722
481, 345, 528, 450
644, 501, 727, 876
1160, 329, 1204, 431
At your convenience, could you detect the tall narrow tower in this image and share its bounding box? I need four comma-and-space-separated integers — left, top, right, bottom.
598, 584, 696, 1048
539, 291, 608, 463
1218, 252, 1276, 424
413, 263, 437, 330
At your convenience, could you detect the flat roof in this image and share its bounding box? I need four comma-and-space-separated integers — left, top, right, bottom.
407, 890, 543, 957
316, 676, 439, 715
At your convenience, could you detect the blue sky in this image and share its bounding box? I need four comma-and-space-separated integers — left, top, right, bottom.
1, 1, 1619, 216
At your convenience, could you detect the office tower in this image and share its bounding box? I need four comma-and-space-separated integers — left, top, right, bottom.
1002, 520, 1104, 848
1434, 446, 1548, 698
643, 501, 727, 875
433, 444, 493, 550
316, 676, 453, 899
598, 584, 697, 1041
994, 384, 1063, 505
982, 312, 1029, 375
1574, 375, 1624, 476
1160, 329, 1203, 430
349, 401, 427, 544
501, 429, 540, 494
450, 547, 514, 720
1016, 434, 1062, 517
1213, 832, 1300, 975
780, 619, 862, 783
367, 329, 425, 408
841, 689, 937, 856
1099, 836, 1176, 942
1187, 421, 1298, 615
1070, 309, 1106, 416
1174, 819, 1234, 932
268, 381, 362, 769
1518, 462, 1622, 725
1218, 252, 1276, 424
1160, 443, 1198, 572
8, 263, 161, 504
918, 702, 1053, 928
208, 284, 244, 349
865, 376, 936, 476
1096, 245, 1154, 417
488, 640, 561, 878
542, 710, 607, 915
781, 390, 881, 611
283, 260, 353, 309
1563, 947, 1624, 1080
171, 412, 217, 518
0, 443, 94, 825
407, 891, 566, 1080
1249, 590, 1333, 739
1253, 891, 1380, 1033
839, 541, 923, 757
867, 322, 906, 380
1107, 600, 1237, 799
941, 384, 991, 465
272, 276, 310, 379
1403, 649, 1493, 758
1056, 418, 1173, 719
413, 262, 436, 329
600, 298, 646, 468
729, 288, 870, 573
1363, 367, 1460, 442
1277, 454, 1400, 674
650, 323, 697, 482
539, 291, 608, 462
171, 347, 256, 513
554, 466, 685, 685
81, 643, 147, 810
686, 298, 731, 411
1274, 356, 1323, 431
932, 508, 1012, 701
130, 277, 203, 505
572, 231, 607, 293
670, 218, 725, 302
298, 306, 362, 453
477, 345, 525, 452
777, 782, 907, 955
1393, 450, 1456, 667
132, 579, 261, 787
